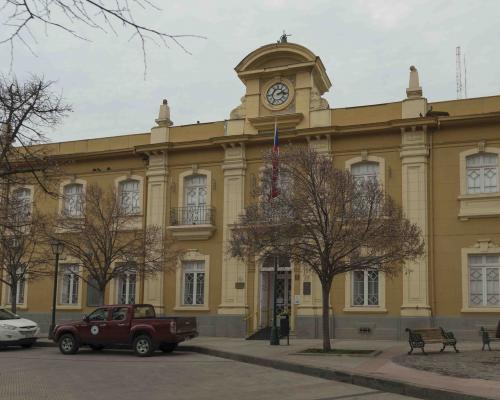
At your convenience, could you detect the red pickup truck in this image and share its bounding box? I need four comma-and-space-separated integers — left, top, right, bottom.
52, 304, 197, 357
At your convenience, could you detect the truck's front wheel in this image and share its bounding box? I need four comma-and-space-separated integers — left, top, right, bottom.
133, 335, 154, 357
58, 333, 79, 355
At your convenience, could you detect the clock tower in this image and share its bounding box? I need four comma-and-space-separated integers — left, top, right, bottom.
228, 42, 332, 135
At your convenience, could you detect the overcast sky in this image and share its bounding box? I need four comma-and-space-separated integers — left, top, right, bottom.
1, 0, 499, 142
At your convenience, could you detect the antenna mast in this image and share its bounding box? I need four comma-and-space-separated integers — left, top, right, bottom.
456, 46, 463, 99
464, 53, 468, 98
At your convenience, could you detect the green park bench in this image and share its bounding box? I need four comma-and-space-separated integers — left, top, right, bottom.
405, 327, 459, 355
480, 326, 500, 351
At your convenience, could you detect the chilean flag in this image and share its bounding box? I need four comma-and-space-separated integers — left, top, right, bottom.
270, 120, 280, 199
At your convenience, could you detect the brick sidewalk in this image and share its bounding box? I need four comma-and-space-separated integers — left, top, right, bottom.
179, 337, 500, 400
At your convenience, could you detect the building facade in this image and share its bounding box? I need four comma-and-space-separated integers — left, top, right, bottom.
2, 42, 500, 339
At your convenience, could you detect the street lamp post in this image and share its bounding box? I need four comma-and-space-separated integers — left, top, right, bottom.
48, 240, 64, 340
270, 255, 280, 345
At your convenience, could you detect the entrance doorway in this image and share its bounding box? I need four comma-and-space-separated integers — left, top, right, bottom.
259, 256, 292, 328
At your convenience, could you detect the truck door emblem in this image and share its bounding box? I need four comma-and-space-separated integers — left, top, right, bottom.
91, 326, 99, 335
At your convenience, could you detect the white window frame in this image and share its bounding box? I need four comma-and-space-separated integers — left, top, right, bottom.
176, 168, 212, 226
351, 270, 380, 307
2, 269, 28, 308
59, 179, 86, 218
345, 155, 386, 188
466, 153, 498, 194
11, 186, 33, 220
344, 270, 386, 313
462, 240, 500, 312
182, 261, 205, 306
119, 180, 140, 215
458, 147, 500, 219
115, 175, 144, 216
175, 251, 210, 311
351, 161, 380, 184
468, 254, 500, 307
58, 263, 83, 309
117, 270, 137, 305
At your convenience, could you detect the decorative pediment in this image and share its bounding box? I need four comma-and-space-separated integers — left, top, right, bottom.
235, 43, 331, 94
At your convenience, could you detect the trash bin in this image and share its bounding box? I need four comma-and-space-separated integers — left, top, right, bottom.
279, 314, 290, 344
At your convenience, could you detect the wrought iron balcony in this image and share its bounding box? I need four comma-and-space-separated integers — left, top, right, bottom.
170, 206, 215, 226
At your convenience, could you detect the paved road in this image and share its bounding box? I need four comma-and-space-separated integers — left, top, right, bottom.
0, 347, 418, 400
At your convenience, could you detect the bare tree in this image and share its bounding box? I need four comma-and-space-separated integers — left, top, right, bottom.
45, 183, 179, 305
0, 74, 71, 193
230, 146, 424, 351
1, 1, 205, 73
0, 188, 51, 313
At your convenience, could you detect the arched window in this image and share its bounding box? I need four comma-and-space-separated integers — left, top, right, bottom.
117, 269, 136, 305
183, 174, 207, 224
119, 179, 140, 214
12, 188, 31, 219
466, 153, 498, 194
63, 184, 84, 217
351, 162, 379, 184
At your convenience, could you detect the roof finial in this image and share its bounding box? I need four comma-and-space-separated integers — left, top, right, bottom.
156, 98, 173, 127
406, 65, 423, 99
278, 30, 291, 44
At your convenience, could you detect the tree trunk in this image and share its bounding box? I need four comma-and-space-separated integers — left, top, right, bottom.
98, 287, 105, 306
10, 283, 17, 314
321, 282, 332, 351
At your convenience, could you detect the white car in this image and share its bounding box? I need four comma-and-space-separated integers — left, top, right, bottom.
0, 308, 40, 348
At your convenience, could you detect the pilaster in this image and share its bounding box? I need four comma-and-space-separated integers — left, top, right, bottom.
297, 268, 323, 316
143, 151, 168, 312
218, 143, 248, 315
400, 127, 431, 316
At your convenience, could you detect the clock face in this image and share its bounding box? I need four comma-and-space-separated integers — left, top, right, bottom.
266, 82, 290, 106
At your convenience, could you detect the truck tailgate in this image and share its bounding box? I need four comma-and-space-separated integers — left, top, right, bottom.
174, 317, 197, 335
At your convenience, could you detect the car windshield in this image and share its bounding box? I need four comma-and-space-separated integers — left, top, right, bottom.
0, 309, 19, 320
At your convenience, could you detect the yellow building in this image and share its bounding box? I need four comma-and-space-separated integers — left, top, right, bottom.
2, 41, 500, 339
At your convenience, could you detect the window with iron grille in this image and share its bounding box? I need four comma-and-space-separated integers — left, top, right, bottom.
183, 175, 207, 224
60, 264, 79, 305
119, 180, 140, 214
352, 270, 379, 306
466, 153, 498, 194
469, 254, 500, 307
182, 261, 205, 305
63, 184, 84, 217
117, 270, 136, 304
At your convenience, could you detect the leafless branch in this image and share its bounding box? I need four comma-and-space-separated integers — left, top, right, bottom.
1, 1, 207, 75
0, 189, 52, 313
43, 183, 181, 303
229, 146, 424, 350
0, 74, 71, 194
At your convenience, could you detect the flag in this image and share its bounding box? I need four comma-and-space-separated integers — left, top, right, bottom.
270, 120, 280, 199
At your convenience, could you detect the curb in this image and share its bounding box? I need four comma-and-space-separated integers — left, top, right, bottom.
179, 345, 492, 400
